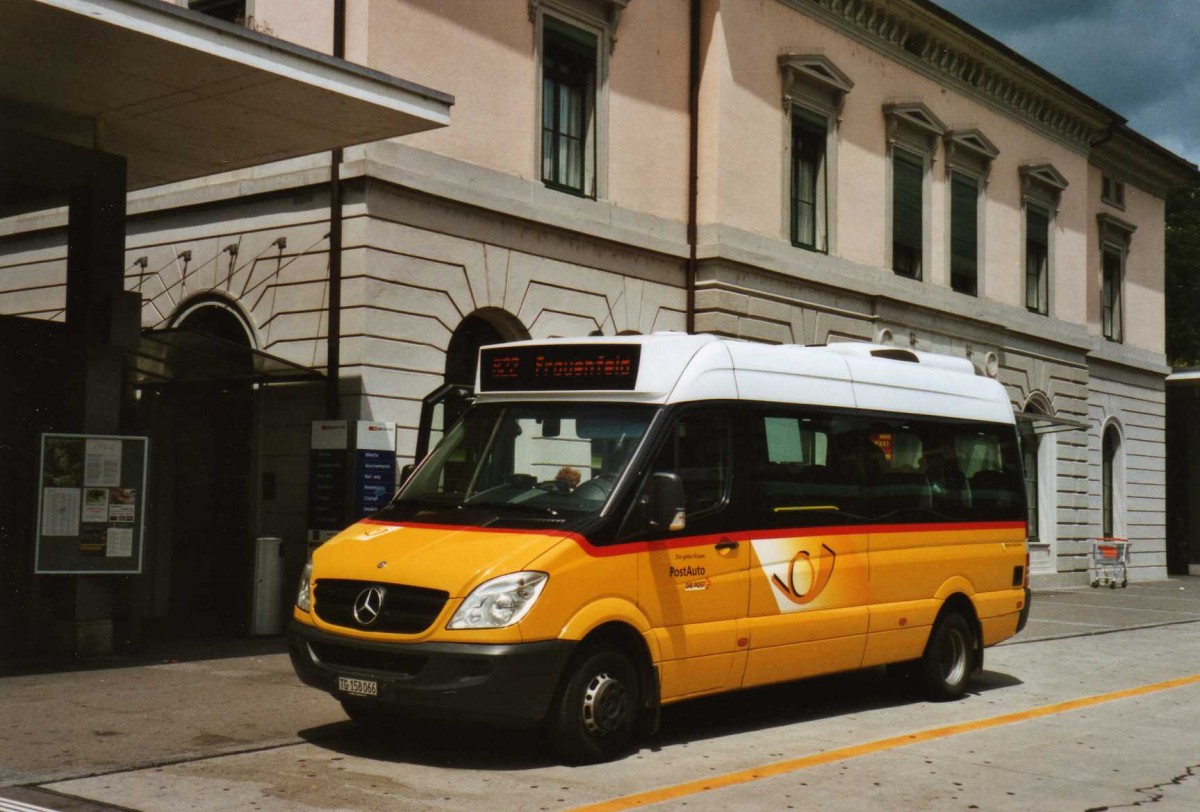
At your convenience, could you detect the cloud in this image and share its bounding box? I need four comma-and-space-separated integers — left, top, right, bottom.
936, 0, 1200, 163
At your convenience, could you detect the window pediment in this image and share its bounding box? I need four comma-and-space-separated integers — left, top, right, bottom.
945, 129, 999, 162
945, 129, 999, 179
1020, 163, 1068, 208
1020, 163, 1068, 193
529, 0, 629, 50
884, 102, 946, 154
779, 54, 854, 112
1098, 212, 1137, 245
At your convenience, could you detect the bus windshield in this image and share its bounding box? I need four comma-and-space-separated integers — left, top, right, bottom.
396, 402, 656, 518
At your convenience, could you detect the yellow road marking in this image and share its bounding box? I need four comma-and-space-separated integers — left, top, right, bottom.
572, 672, 1200, 812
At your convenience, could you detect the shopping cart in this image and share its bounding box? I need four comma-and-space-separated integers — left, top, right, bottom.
1090, 537, 1129, 589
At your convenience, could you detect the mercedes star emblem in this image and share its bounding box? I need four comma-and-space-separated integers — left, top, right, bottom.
352, 586, 384, 626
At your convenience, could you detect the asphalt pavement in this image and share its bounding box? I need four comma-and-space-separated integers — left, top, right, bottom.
2, 578, 1200, 793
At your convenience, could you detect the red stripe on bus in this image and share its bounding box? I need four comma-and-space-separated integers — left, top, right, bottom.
355, 517, 1025, 558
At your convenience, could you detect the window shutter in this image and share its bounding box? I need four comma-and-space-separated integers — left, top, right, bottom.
892, 155, 922, 250
950, 173, 978, 294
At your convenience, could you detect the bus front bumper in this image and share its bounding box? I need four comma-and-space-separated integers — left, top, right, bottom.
288, 621, 576, 728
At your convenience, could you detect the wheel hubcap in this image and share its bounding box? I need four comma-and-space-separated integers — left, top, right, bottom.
582, 671, 627, 736
940, 627, 967, 686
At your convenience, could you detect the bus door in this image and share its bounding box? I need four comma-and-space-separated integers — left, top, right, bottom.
631, 408, 749, 700
741, 407, 870, 687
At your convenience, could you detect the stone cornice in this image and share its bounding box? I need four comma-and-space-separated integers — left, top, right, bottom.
784, 0, 1114, 153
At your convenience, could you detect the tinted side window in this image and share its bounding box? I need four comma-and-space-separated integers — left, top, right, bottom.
954, 426, 1024, 520
748, 409, 865, 528
651, 409, 730, 515
861, 416, 1023, 523
618, 408, 733, 541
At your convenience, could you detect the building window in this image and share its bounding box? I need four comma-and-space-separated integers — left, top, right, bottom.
950, 172, 979, 296
1020, 425, 1040, 545
779, 55, 852, 254
189, 0, 246, 23
1102, 247, 1124, 342
541, 18, 597, 197
1101, 174, 1126, 208
1025, 205, 1049, 314
884, 103, 945, 281
1102, 424, 1121, 538
1019, 164, 1068, 318
892, 149, 924, 279
791, 113, 827, 251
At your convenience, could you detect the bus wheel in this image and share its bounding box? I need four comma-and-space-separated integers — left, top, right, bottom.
919, 612, 974, 701
548, 646, 640, 764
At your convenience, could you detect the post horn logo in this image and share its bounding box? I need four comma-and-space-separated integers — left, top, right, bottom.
352, 586, 385, 626
771, 543, 836, 606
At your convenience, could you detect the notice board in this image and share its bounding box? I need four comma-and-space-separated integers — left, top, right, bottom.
35, 433, 149, 574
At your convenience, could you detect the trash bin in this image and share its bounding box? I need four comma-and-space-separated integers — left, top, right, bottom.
250, 536, 285, 636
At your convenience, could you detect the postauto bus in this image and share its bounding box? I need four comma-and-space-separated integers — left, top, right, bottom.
288, 334, 1030, 763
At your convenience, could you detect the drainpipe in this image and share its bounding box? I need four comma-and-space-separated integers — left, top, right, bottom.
686, 0, 700, 334
326, 0, 347, 419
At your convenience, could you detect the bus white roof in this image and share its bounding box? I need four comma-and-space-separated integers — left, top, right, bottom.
475, 333, 1014, 424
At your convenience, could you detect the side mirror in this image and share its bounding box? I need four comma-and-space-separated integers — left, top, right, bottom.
646, 472, 686, 532
400, 463, 416, 485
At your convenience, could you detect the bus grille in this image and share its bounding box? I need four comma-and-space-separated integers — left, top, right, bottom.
308, 640, 427, 676
314, 579, 448, 634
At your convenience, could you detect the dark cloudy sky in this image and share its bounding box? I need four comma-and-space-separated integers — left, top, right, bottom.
934, 0, 1200, 166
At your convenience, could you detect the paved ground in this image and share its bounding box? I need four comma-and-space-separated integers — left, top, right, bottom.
2, 579, 1200, 810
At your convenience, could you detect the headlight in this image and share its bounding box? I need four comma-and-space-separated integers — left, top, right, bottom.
448, 572, 548, 629
296, 561, 313, 612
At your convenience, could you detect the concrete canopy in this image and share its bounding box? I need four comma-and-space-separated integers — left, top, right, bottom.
0, 0, 453, 201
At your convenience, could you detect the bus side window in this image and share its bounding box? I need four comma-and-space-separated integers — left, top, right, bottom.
652, 410, 729, 515
621, 409, 732, 541
954, 428, 1022, 519
750, 410, 863, 527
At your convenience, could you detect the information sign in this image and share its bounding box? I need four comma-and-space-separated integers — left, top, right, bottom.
35, 433, 149, 575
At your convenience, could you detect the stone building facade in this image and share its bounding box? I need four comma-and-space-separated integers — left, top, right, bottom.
2, 0, 1194, 637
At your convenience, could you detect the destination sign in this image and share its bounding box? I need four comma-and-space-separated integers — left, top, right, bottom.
480, 345, 641, 391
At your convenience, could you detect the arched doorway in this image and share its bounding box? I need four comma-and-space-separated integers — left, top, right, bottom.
1019, 394, 1057, 572
442, 309, 528, 425
140, 299, 257, 637
1102, 422, 1124, 540
445, 309, 529, 386
414, 310, 528, 466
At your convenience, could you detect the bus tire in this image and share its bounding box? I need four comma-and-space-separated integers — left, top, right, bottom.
918, 611, 974, 701
547, 646, 640, 764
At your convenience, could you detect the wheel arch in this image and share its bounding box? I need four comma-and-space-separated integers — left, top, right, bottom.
564, 617, 661, 734
933, 591, 984, 673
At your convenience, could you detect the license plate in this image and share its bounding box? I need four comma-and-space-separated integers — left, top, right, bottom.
337, 676, 378, 697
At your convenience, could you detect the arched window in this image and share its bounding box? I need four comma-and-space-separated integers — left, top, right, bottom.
1102, 424, 1122, 538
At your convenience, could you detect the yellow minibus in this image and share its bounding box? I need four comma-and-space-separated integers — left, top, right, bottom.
289, 334, 1029, 762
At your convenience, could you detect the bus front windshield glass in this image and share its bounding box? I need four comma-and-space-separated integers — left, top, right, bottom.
397, 402, 655, 518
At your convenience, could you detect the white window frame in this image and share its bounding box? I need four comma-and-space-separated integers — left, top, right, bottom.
1097, 212, 1136, 343
532, 0, 621, 200
779, 55, 853, 255
884, 103, 945, 281
1019, 164, 1068, 317
943, 129, 998, 298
